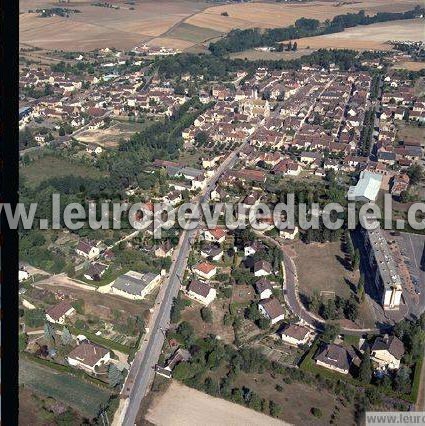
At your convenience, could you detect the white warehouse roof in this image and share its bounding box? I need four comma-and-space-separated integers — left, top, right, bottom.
347, 171, 382, 202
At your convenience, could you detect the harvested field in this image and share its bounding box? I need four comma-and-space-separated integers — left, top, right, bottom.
19, 0, 421, 51
145, 380, 288, 426
19, 0, 208, 51
229, 48, 315, 61
21, 155, 106, 187
19, 358, 111, 419
392, 61, 425, 72
186, 0, 421, 32
294, 19, 425, 51
147, 37, 194, 50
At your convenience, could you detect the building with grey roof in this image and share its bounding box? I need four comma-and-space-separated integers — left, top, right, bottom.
111, 271, 161, 300
363, 225, 403, 310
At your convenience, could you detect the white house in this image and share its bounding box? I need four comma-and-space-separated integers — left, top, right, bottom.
67, 342, 110, 373
255, 277, 273, 299
202, 228, 226, 244
193, 262, 217, 280
258, 298, 285, 325
45, 301, 76, 324
280, 226, 299, 240
200, 245, 223, 262
371, 335, 405, 370
187, 279, 217, 306
75, 240, 100, 260
279, 324, 312, 346
19, 269, 30, 282
254, 260, 272, 277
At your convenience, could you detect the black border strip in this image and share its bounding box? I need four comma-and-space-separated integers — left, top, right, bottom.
1, 0, 19, 423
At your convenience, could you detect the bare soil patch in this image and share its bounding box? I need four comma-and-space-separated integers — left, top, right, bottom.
145, 380, 288, 426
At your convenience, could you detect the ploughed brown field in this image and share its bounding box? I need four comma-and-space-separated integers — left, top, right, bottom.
19, 0, 422, 51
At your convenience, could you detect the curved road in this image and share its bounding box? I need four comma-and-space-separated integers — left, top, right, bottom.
258, 233, 381, 336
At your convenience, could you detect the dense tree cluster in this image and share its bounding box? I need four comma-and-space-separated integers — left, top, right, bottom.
209, 8, 423, 55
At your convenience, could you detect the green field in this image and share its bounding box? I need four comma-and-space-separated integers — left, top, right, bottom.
21, 155, 105, 187
166, 23, 222, 44
19, 358, 112, 418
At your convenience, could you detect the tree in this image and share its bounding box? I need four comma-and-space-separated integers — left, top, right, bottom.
311, 407, 322, 418
44, 322, 56, 344
61, 327, 73, 346
58, 127, 65, 136
292, 41, 298, 51
322, 324, 340, 343
71, 299, 85, 314
394, 365, 411, 394
357, 274, 365, 302
269, 400, 282, 418
257, 317, 271, 330
201, 307, 213, 323
351, 247, 360, 270
358, 348, 372, 384
19, 333, 28, 352
407, 164, 422, 185
245, 302, 260, 321
108, 364, 124, 388
344, 294, 359, 321
365, 387, 382, 405
23, 308, 45, 328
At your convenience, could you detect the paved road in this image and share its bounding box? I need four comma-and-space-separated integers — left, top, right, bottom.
121, 140, 249, 426
258, 232, 381, 336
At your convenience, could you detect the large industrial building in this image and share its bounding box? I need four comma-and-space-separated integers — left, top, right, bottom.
364, 225, 403, 310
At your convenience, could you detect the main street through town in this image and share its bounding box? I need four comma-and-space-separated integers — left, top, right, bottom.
120, 139, 249, 425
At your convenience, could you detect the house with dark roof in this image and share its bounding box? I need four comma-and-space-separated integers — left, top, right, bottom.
258, 298, 284, 325
371, 335, 405, 370
200, 244, 223, 262
75, 240, 100, 260
111, 271, 161, 300
279, 324, 312, 346
314, 343, 358, 375
45, 301, 75, 324
254, 260, 272, 277
67, 342, 110, 373
187, 279, 216, 306
255, 277, 273, 299
84, 262, 108, 281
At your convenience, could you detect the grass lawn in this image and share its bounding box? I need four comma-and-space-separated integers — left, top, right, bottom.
19, 358, 112, 419
396, 122, 425, 146
21, 155, 105, 187
294, 240, 354, 299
